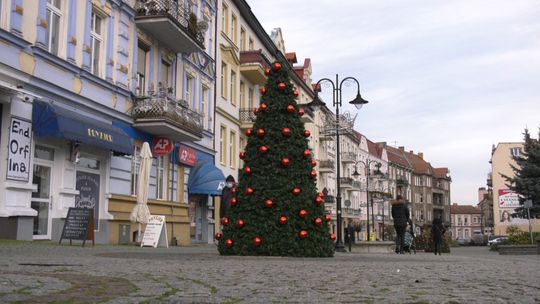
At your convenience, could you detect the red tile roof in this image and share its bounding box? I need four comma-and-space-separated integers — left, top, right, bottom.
403, 150, 432, 175
285, 52, 297, 63
433, 168, 449, 178
366, 139, 382, 158
450, 204, 481, 214
386, 146, 413, 170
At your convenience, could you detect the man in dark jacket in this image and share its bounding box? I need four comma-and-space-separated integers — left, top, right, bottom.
431, 216, 446, 255
220, 175, 236, 220
391, 195, 410, 254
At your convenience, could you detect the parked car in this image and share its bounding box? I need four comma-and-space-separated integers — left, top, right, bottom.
457, 238, 472, 246
471, 232, 488, 246
488, 237, 508, 246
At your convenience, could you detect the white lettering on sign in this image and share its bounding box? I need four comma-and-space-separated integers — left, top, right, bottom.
7, 117, 32, 182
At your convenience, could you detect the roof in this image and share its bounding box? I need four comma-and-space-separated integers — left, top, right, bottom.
403, 150, 433, 175
386, 146, 413, 170
433, 168, 449, 178
366, 139, 382, 158
285, 52, 297, 63
450, 204, 481, 214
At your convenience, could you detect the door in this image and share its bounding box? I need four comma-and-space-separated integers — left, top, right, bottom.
75, 155, 102, 231
32, 146, 55, 239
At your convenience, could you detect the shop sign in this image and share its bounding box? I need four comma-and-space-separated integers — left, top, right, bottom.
141, 215, 169, 248
151, 137, 173, 156
178, 145, 197, 166
7, 117, 32, 182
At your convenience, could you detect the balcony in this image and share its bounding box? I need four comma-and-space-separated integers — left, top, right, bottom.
299, 105, 315, 123
240, 50, 271, 85
352, 181, 362, 190
134, 0, 205, 54
341, 152, 356, 163
239, 108, 256, 130
340, 177, 354, 188
132, 89, 203, 142
318, 159, 335, 173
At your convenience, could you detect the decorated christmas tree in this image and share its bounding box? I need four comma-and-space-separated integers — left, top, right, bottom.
216, 61, 335, 257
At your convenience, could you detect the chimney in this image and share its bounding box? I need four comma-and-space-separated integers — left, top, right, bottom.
478, 187, 488, 203
399, 146, 404, 151
409, 150, 414, 154
418, 152, 423, 159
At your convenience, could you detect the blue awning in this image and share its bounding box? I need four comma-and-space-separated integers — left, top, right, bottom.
32, 99, 134, 155
188, 161, 226, 196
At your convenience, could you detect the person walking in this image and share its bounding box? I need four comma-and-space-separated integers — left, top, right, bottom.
391, 194, 410, 254
220, 175, 236, 220
432, 216, 446, 255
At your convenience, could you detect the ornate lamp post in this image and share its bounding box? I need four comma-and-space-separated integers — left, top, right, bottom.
308, 74, 369, 252
352, 160, 381, 241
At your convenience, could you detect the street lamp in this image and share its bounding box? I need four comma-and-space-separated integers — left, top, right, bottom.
352, 160, 381, 242
308, 74, 369, 252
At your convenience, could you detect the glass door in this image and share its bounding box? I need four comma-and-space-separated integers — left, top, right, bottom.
32, 163, 52, 239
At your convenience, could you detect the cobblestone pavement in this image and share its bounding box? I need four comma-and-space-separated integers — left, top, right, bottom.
0, 241, 539, 303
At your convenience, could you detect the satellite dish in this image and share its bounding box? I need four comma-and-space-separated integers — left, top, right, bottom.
344, 199, 351, 207
197, 21, 208, 32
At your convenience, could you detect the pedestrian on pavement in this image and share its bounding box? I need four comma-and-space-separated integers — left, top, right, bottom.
431, 216, 446, 255
391, 194, 410, 254
220, 175, 236, 220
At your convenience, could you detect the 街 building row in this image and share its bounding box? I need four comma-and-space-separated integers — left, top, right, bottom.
0, 0, 451, 245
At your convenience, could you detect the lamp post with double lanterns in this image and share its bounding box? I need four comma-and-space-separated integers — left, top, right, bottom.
308, 74, 369, 252
352, 160, 381, 241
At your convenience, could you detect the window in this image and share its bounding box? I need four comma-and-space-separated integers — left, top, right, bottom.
186, 75, 194, 106
156, 156, 166, 200
222, 3, 228, 34
131, 145, 142, 195
239, 137, 245, 166
221, 62, 227, 98
248, 87, 254, 109
240, 28, 246, 51
510, 147, 522, 157
46, 0, 62, 55
220, 126, 227, 165
136, 43, 148, 95
231, 14, 237, 43
202, 86, 209, 130
90, 11, 103, 76
248, 38, 254, 50
229, 131, 236, 168
464, 217, 468, 225
230, 70, 236, 105
161, 60, 171, 88
239, 81, 245, 108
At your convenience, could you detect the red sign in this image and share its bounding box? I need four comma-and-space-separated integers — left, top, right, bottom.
178, 145, 197, 166
151, 137, 173, 156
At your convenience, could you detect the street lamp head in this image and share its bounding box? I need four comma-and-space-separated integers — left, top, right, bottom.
352, 168, 361, 177
308, 93, 326, 110
349, 92, 369, 109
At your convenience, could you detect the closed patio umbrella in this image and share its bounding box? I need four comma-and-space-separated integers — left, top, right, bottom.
130, 142, 153, 242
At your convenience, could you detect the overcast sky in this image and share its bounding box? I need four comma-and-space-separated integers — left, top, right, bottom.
247, 0, 540, 205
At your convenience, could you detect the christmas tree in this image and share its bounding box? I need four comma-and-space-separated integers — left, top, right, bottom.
217, 61, 335, 257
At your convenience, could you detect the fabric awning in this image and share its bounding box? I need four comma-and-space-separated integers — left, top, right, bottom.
188, 161, 226, 196
32, 99, 133, 155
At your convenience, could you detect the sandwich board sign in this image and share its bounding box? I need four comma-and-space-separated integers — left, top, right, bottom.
141, 215, 168, 248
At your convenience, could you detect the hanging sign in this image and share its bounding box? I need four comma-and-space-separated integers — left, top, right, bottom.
141, 215, 169, 248
152, 137, 173, 156
7, 117, 32, 182
178, 145, 197, 166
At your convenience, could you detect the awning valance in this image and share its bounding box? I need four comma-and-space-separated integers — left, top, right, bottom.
32, 99, 133, 155
187, 161, 225, 196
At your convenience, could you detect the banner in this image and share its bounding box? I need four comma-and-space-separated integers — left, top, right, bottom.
498, 189, 520, 208
499, 210, 529, 225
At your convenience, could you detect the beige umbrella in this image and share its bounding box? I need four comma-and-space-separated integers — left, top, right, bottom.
130, 142, 153, 242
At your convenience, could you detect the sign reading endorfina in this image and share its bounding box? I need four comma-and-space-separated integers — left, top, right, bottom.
7, 117, 32, 182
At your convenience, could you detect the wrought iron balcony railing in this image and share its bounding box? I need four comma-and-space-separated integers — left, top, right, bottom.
239, 108, 257, 124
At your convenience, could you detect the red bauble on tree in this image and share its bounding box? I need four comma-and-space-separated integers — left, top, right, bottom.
304, 130, 311, 137
215, 232, 222, 240
330, 234, 337, 241
221, 217, 229, 226
281, 128, 291, 137
230, 197, 237, 206
279, 216, 288, 225
232, 187, 238, 193
239, 151, 246, 160
314, 218, 323, 227
292, 187, 301, 196
273, 62, 282, 71
264, 199, 273, 208
260, 87, 267, 95
253, 108, 260, 116
244, 166, 252, 175
278, 82, 286, 90
299, 209, 308, 218
310, 170, 317, 178
281, 157, 290, 166
325, 214, 332, 222
318, 192, 324, 198
311, 159, 317, 167
287, 105, 295, 113
245, 129, 253, 137
245, 187, 254, 196
303, 149, 311, 158
299, 230, 308, 239
293, 90, 299, 97
264, 67, 271, 76
253, 237, 262, 246
259, 145, 268, 154
260, 103, 268, 111
298, 108, 305, 116
226, 239, 234, 248
315, 196, 323, 206
235, 219, 245, 229
257, 128, 265, 137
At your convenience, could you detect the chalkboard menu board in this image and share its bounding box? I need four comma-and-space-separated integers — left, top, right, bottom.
59, 207, 94, 247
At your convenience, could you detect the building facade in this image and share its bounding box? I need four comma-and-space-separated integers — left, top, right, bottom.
449, 204, 482, 242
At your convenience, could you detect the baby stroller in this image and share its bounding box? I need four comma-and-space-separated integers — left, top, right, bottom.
403, 224, 416, 254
